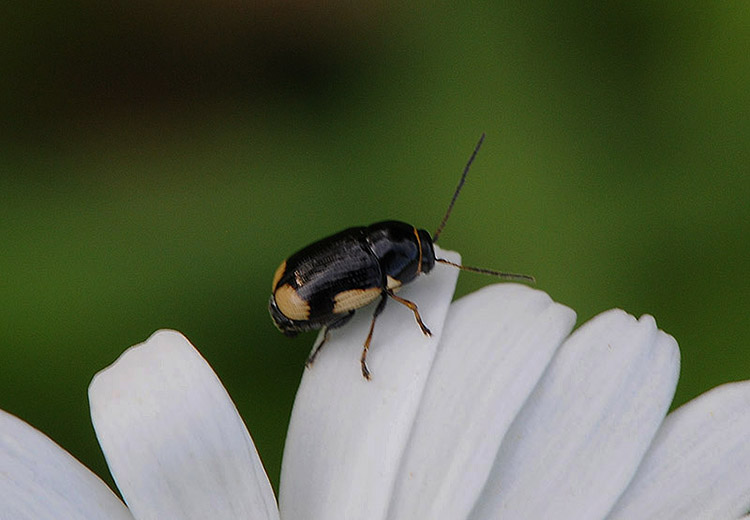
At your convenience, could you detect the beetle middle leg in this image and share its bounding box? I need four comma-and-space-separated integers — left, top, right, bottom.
360, 290, 432, 379
360, 292, 389, 380
386, 289, 432, 336
306, 310, 355, 368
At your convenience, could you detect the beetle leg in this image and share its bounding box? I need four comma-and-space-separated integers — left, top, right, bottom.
360, 292, 388, 380
386, 289, 432, 337
306, 327, 330, 367
306, 311, 355, 368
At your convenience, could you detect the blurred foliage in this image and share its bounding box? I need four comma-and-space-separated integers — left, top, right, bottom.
1, 0, 748, 493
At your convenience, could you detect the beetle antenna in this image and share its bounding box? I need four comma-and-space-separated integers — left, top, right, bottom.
435, 258, 535, 283
432, 133, 486, 243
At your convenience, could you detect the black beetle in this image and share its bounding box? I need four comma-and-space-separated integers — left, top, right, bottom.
269, 134, 533, 379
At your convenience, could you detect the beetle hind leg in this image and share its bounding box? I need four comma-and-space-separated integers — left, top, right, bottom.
305, 328, 330, 368
305, 311, 355, 368
386, 289, 432, 337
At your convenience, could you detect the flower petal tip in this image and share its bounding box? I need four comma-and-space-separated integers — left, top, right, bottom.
89, 330, 193, 387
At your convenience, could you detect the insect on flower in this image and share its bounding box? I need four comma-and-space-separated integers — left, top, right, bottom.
269, 134, 534, 379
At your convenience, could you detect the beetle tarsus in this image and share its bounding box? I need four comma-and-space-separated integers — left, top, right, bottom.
361, 358, 371, 380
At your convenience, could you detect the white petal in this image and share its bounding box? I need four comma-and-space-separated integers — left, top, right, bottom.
0, 409, 133, 520
279, 248, 460, 520
386, 284, 576, 519
608, 380, 750, 520
89, 330, 279, 520
470, 311, 680, 520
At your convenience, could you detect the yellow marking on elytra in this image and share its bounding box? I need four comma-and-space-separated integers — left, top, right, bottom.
272, 260, 287, 291
332, 287, 381, 314
275, 283, 310, 320
386, 275, 402, 291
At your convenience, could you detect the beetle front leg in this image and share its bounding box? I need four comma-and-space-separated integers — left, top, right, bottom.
386, 289, 432, 336
360, 292, 388, 380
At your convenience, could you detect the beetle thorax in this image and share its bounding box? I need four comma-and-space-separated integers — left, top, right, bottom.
365, 221, 435, 286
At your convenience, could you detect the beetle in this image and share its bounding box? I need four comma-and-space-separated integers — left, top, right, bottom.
269, 134, 534, 379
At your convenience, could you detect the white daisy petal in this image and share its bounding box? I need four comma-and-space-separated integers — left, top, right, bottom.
89, 330, 279, 520
279, 248, 461, 520
0, 409, 133, 520
470, 311, 680, 520
608, 380, 750, 520
386, 284, 576, 519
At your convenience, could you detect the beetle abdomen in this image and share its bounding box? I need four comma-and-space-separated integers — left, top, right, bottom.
271, 227, 384, 328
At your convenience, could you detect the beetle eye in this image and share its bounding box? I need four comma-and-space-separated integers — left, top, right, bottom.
417, 229, 436, 274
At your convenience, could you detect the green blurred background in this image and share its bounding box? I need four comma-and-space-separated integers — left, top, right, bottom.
1, 1, 748, 493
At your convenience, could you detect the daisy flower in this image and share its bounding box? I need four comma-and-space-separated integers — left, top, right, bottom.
2, 248, 750, 519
